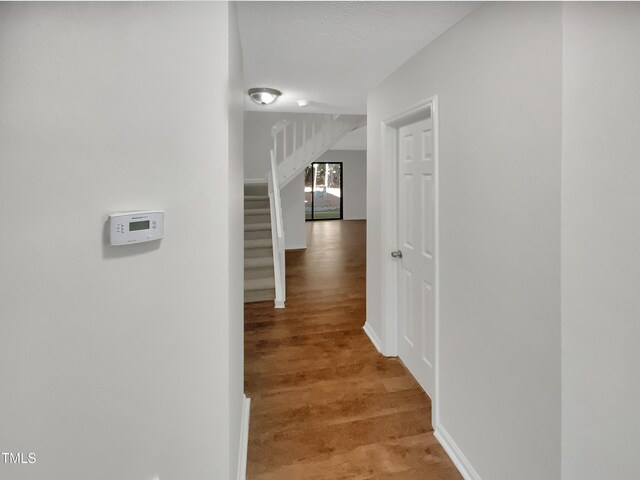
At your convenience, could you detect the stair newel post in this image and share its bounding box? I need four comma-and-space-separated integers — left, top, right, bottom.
269, 149, 286, 308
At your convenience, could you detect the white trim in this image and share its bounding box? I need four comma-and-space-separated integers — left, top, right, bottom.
433, 95, 441, 429
274, 299, 285, 309
435, 425, 482, 480
380, 96, 440, 428
236, 395, 251, 480
244, 177, 267, 184
380, 121, 398, 357
363, 322, 383, 353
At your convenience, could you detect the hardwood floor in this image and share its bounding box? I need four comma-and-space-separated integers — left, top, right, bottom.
245, 220, 461, 480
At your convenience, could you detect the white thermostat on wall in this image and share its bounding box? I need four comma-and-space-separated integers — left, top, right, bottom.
108, 210, 164, 246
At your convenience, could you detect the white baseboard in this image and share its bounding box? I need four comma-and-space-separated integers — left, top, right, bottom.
363, 322, 383, 353
274, 299, 285, 309
434, 424, 482, 480
237, 395, 251, 480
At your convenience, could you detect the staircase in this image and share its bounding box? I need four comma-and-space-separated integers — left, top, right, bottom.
244, 183, 276, 303
244, 113, 367, 308
273, 114, 366, 188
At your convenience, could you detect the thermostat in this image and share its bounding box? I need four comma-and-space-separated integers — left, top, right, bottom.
108, 210, 164, 246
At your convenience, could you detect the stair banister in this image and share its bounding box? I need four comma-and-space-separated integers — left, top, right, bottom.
264, 113, 367, 308
272, 114, 366, 188
268, 149, 286, 308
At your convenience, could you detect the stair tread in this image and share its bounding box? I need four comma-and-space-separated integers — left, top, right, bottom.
245, 277, 275, 291
244, 222, 271, 231
245, 266, 274, 280
244, 195, 269, 200
245, 289, 275, 303
245, 257, 273, 268
245, 208, 270, 215
245, 239, 272, 248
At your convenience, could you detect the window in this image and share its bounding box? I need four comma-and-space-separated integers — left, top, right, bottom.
305, 162, 343, 221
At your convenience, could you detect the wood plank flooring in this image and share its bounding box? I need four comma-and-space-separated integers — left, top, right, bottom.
245, 220, 461, 480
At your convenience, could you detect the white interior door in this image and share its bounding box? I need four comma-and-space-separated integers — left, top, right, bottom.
397, 113, 435, 398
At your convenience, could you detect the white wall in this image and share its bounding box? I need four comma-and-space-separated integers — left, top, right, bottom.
332, 126, 367, 150
244, 111, 275, 181
367, 3, 561, 479
316, 150, 367, 220
561, 4, 640, 479
227, 3, 245, 477
0, 3, 243, 479
281, 173, 307, 249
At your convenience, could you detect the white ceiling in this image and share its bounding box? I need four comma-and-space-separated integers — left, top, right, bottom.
237, 1, 478, 114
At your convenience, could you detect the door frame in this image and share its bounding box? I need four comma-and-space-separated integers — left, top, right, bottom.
379, 96, 440, 427
305, 161, 344, 221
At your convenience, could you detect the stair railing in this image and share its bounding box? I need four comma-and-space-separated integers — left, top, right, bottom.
267, 149, 286, 308
265, 113, 366, 309
271, 114, 366, 188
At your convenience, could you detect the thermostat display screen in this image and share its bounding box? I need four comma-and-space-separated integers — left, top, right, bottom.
129, 220, 150, 231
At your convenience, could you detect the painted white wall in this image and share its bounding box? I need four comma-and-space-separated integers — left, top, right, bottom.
0, 3, 243, 480
331, 126, 367, 150
244, 111, 275, 181
227, 3, 245, 478
316, 150, 367, 220
561, 4, 640, 479
367, 3, 561, 479
281, 173, 307, 250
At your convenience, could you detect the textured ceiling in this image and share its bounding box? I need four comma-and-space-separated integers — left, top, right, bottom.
237, 1, 478, 114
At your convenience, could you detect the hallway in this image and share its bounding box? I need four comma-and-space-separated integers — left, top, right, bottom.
244, 220, 461, 479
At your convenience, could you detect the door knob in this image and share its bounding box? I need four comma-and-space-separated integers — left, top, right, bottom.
391, 250, 403, 258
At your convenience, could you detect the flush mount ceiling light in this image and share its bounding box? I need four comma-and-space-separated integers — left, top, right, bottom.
297, 99, 309, 107
248, 87, 282, 105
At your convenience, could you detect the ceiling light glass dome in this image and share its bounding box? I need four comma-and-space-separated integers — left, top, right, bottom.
248, 87, 282, 105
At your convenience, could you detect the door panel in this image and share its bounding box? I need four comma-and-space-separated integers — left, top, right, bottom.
403, 270, 414, 346
422, 174, 434, 257
403, 174, 414, 249
421, 280, 434, 367
397, 114, 435, 398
